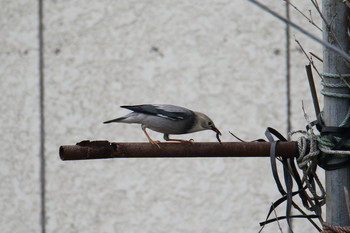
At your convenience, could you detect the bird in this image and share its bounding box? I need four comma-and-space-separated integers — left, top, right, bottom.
103, 104, 222, 148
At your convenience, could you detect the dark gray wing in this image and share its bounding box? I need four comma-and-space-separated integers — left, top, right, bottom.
121, 104, 194, 121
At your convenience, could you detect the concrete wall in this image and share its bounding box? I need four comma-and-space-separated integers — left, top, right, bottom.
1, 0, 323, 232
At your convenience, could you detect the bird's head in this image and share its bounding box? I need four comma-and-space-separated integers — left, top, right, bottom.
191, 112, 222, 136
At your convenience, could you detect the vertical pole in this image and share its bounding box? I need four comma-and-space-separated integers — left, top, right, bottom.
285, 0, 291, 138
284, 2, 293, 230
322, 0, 350, 226
38, 0, 46, 232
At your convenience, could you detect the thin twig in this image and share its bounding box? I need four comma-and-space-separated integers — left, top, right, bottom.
301, 100, 310, 123
309, 52, 323, 62
310, 0, 350, 67
310, 0, 328, 26
309, 0, 338, 46
295, 37, 323, 80
272, 203, 284, 233
310, 0, 338, 46
339, 75, 350, 89
229, 131, 245, 142
335, 67, 350, 89
282, 0, 322, 31
247, 0, 350, 62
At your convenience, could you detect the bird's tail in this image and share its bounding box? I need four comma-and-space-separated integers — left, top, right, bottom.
103, 117, 126, 124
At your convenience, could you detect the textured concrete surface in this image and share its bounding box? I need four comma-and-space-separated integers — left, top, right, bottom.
1, 0, 324, 232
0, 1, 41, 233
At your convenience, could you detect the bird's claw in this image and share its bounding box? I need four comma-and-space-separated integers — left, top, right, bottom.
179, 139, 194, 144
150, 140, 161, 149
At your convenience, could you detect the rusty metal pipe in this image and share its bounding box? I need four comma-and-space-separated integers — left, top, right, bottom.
59, 140, 298, 161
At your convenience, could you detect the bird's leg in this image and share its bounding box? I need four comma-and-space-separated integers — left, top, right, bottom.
142, 126, 161, 148
163, 134, 194, 143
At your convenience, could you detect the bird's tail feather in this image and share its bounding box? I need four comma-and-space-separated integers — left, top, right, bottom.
103, 117, 126, 124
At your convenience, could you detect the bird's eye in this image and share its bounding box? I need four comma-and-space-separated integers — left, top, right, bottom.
208, 122, 213, 126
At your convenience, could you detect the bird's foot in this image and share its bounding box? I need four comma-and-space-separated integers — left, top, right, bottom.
149, 139, 161, 149
181, 139, 194, 144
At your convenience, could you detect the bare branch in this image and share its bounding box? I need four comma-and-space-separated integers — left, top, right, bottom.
247, 0, 350, 62
309, 52, 323, 62
310, 0, 350, 67
282, 0, 322, 31
335, 67, 350, 89
295, 37, 323, 80
272, 203, 284, 233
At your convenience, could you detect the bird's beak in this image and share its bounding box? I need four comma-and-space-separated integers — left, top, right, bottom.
211, 126, 222, 136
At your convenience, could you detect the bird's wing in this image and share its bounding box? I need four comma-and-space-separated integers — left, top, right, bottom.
121, 104, 193, 121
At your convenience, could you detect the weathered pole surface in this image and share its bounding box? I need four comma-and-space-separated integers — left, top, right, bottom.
322, 0, 350, 226
59, 141, 298, 161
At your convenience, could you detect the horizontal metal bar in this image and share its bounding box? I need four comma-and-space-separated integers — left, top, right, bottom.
59, 140, 298, 161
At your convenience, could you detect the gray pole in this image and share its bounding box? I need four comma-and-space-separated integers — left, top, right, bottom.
322, 0, 350, 226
